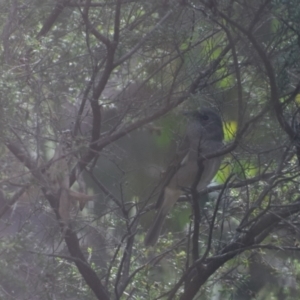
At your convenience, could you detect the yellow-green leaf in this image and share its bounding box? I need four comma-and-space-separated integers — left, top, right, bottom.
223, 121, 237, 142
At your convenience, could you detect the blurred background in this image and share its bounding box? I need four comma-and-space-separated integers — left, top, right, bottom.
0, 0, 300, 299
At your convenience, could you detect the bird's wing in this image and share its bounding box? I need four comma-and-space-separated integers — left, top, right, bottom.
155, 134, 190, 209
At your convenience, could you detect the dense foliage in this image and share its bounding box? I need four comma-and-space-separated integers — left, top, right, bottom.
1, 0, 300, 299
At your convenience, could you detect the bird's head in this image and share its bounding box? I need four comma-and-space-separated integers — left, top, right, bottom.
185, 108, 224, 142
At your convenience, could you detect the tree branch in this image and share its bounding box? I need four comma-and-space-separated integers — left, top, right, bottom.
5, 140, 110, 300
37, 0, 72, 39
177, 200, 300, 299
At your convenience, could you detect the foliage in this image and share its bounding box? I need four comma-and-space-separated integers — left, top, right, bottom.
1, 0, 300, 299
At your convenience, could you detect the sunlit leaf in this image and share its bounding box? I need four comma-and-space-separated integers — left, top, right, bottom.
216, 72, 235, 89
215, 162, 232, 184
223, 121, 237, 142
201, 38, 222, 61
233, 160, 258, 179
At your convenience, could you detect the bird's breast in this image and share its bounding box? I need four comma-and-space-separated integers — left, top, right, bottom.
168, 149, 222, 191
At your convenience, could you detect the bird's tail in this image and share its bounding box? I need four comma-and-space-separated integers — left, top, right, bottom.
144, 209, 167, 247
144, 187, 181, 247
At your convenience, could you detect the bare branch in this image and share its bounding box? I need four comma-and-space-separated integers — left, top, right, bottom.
114, 10, 173, 67
37, 0, 72, 39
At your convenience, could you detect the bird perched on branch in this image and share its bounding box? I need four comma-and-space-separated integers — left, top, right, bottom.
144, 108, 224, 247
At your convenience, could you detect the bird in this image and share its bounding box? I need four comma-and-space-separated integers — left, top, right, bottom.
144, 108, 224, 247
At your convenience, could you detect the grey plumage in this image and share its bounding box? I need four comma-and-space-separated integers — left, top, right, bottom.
144, 108, 224, 247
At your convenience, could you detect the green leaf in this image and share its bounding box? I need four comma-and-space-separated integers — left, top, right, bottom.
223, 121, 237, 142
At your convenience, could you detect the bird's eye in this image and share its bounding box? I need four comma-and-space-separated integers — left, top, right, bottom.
200, 114, 209, 121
